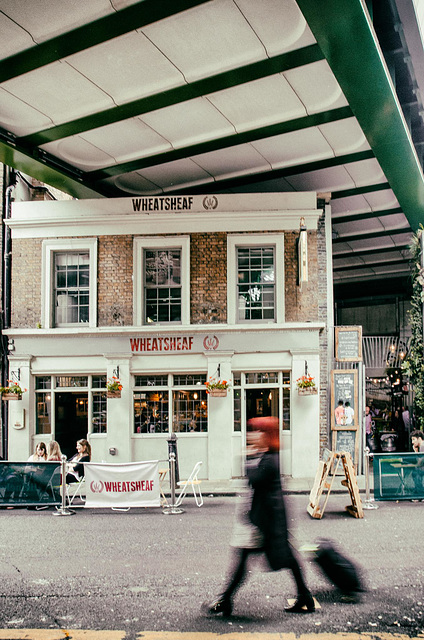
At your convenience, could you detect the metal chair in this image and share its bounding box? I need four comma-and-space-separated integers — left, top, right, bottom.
175, 461, 203, 507
66, 476, 86, 506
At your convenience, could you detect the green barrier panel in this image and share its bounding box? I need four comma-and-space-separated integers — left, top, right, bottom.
373, 452, 424, 501
0, 461, 61, 507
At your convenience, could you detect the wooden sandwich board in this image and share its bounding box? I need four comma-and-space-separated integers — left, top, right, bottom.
307, 450, 363, 519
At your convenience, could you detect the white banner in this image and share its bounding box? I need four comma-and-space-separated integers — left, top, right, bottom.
84, 460, 160, 508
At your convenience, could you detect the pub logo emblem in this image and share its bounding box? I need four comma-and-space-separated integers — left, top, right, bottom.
203, 335, 219, 350
202, 196, 218, 210
90, 480, 104, 493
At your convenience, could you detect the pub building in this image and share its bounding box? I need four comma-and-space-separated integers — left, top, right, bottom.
4, 193, 331, 481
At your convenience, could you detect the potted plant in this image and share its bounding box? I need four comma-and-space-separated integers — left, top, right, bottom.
106, 376, 123, 398
0, 380, 27, 400
296, 375, 317, 396
205, 377, 231, 397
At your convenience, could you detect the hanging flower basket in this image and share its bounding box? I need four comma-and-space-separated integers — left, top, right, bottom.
209, 388, 228, 397
205, 377, 231, 397
2, 392, 22, 401
107, 390, 121, 399
297, 387, 318, 396
1, 381, 26, 401
106, 376, 122, 398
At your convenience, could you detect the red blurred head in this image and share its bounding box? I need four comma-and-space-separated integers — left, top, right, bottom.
247, 416, 280, 452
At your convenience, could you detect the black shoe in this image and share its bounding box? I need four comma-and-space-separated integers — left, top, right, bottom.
201, 596, 233, 617
285, 592, 315, 613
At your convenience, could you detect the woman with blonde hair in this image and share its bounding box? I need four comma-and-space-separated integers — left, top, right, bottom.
66, 438, 91, 483
47, 440, 63, 461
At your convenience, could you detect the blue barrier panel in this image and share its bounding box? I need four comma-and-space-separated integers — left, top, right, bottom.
373, 452, 424, 501
0, 461, 61, 507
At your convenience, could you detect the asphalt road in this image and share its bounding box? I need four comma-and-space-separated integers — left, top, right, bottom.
0, 494, 423, 639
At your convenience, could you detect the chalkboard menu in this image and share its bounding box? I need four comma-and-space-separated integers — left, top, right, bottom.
332, 430, 358, 464
335, 326, 362, 362
331, 369, 358, 429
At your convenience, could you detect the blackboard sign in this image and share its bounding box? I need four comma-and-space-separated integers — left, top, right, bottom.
335, 326, 362, 362
333, 430, 358, 465
331, 369, 358, 429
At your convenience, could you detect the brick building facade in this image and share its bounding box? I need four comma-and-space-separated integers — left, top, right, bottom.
4, 193, 332, 480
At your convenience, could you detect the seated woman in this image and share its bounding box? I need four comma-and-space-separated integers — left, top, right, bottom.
66, 439, 91, 484
27, 442, 47, 462
47, 440, 63, 461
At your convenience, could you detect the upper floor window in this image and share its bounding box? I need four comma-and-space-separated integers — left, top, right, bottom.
134, 236, 190, 325
42, 239, 97, 328
227, 234, 284, 324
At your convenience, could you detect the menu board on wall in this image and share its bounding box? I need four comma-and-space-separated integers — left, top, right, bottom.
335, 326, 362, 362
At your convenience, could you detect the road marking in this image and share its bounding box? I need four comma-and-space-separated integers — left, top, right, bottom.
0, 631, 125, 640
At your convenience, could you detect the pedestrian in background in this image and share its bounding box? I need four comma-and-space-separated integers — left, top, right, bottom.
202, 416, 314, 616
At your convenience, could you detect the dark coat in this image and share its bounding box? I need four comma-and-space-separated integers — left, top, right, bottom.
247, 451, 294, 570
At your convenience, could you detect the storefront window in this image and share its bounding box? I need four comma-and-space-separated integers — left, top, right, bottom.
233, 371, 291, 432
54, 251, 90, 326
56, 376, 88, 388
133, 374, 207, 434
144, 249, 182, 323
36, 392, 52, 434
237, 246, 275, 321
92, 376, 107, 434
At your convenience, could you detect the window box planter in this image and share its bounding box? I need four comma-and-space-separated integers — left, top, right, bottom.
209, 389, 227, 397
297, 387, 318, 396
107, 390, 121, 399
2, 393, 22, 401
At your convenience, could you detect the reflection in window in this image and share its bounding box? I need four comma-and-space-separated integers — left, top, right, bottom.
92, 393, 107, 434
36, 392, 51, 434
134, 391, 169, 433
237, 247, 275, 321
144, 249, 181, 323
54, 252, 90, 326
173, 390, 208, 433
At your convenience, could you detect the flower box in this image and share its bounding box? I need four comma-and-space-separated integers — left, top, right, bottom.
107, 390, 121, 399
297, 387, 318, 396
209, 389, 227, 397
2, 393, 22, 401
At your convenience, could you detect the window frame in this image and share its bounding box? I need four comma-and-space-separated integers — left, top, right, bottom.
133, 236, 190, 326
42, 238, 97, 329
227, 234, 284, 324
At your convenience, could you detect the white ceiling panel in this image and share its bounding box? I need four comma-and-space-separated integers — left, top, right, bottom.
377, 213, 410, 228
333, 218, 387, 236
252, 126, 333, 168
235, 0, 316, 55
319, 117, 370, 154
363, 190, 400, 209
331, 195, 372, 215
0, 87, 54, 136
345, 158, 386, 187
139, 158, 213, 190
2, 61, 115, 125
286, 165, 356, 191
207, 74, 307, 132
339, 233, 413, 251
0, 0, 113, 43
284, 60, 348, 113
141, 98, 235, 148
0, 13, 35, 59
142, 0, 266, 82
66, 31, 186, 105
193, 144, 271, 180
107, 172, 162, 195
41, 136, 115, 171
42, 118, 172, 167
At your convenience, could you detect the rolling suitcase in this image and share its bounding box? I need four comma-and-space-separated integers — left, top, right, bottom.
313, 538, 365, 594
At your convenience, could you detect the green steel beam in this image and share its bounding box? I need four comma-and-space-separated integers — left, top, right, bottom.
331, 183, 391, 200
333, 258, 409, 272
332, 227, 411, 245
332, 206, 403, 225
169, 150, 375, 195
89, 106, 353, 181
333, 244, 411, 258
19, 45, 324, 147
0, 140, 106, 199
0, 0, 212, 83
297, 0, 424, 231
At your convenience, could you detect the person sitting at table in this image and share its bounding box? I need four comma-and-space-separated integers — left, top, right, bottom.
27, 442, 47, 462
66, 439, 91, 484
47, 440, 63, 461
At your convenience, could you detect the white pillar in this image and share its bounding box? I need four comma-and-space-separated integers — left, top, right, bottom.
205, 352, 234, 481
104, 355, 132, 462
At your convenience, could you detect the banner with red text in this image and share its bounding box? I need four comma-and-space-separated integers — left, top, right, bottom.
84, 460, 160, 508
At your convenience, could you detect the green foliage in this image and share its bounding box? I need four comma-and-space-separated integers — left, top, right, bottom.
402, 225, 424, 429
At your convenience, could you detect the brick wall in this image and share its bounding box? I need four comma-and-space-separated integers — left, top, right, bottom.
190, 232, 227, 323
10, 238, 43, 328
284, 230, 319, 322
98, 235, 133, 326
